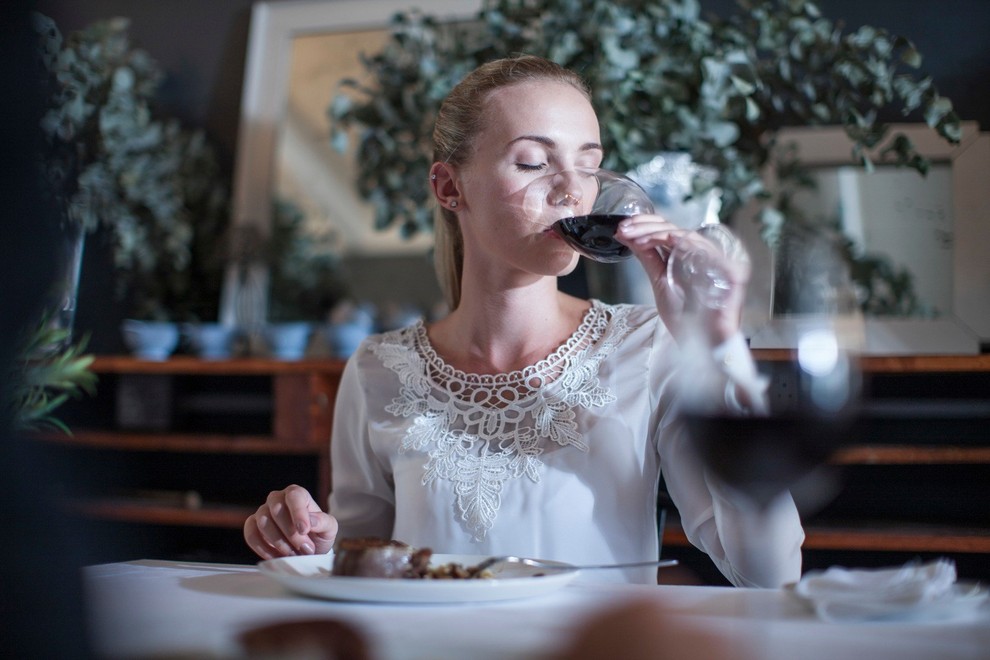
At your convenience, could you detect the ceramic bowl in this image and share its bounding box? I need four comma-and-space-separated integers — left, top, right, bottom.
185, 323, 239, 360
265, 322, 312, 360
121, 320, 180, 361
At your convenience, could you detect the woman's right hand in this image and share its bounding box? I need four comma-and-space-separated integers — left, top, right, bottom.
616, 215, 749, 347
243, 484, 338, 560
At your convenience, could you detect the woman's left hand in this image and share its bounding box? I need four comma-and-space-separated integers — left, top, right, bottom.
615, 214, 750, 346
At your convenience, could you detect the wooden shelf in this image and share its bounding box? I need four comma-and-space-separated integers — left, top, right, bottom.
40, 430, 322, 455
662, 522, 990, 555
831, 445, 990, 465
93, 353, 990, 374
752, 350, 990, 373
801, 525, 990, 554
46, 356, 338, 536
63, 497, 252, 529
88, 355, 347, 376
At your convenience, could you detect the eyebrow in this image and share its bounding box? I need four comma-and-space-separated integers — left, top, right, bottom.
508, 135, 604, 153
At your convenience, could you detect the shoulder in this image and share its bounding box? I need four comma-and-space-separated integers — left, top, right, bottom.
588, 302, 677, 367
343, 323, 423, 378
593, 301, 662, 335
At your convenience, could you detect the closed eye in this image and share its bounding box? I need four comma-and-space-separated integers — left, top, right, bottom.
515, 163, 547, 172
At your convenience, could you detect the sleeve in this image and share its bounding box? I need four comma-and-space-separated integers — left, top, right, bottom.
651, 327, 805, 588
326, 348, 396, 541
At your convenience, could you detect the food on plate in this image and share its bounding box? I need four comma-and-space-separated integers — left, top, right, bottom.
332, 537, 430, 578
331, 537, 494, 580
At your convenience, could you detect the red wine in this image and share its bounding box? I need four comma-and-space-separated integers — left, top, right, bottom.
551, 214, 632, 262
685, 413, 849, 508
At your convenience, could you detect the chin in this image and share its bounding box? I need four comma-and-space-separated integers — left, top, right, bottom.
548, 251, 581, 277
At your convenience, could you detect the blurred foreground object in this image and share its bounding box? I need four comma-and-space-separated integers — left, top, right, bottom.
554, 598, 748, 660
686, 235, 861, 508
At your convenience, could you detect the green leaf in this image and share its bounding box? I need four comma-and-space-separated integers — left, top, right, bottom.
923, 96, 954, 127
730, 74, 755, 95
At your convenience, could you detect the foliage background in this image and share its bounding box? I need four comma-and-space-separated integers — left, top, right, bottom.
36, 14, 229, 322
31, 0, 990, 349
330, 0, 959, 244
328, 0, 961, 315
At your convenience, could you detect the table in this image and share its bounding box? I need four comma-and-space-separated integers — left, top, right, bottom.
84, 560, 989, 660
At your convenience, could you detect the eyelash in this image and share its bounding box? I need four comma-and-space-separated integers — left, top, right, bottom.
515, 163, 547, 172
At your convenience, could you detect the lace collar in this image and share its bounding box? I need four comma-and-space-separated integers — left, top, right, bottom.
405, 299, 620, 404
369, 300, 635, 540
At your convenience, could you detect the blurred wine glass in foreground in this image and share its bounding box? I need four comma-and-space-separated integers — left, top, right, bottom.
681, 234, 862, 509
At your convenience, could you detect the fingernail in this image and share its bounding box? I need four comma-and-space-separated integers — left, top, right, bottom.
300, 543, 314, 555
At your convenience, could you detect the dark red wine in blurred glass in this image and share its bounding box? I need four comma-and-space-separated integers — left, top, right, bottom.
685, 413, 851, 508
552, 214, 632, 262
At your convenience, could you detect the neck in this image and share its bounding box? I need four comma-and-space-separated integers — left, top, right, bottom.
429, 277, 589, 374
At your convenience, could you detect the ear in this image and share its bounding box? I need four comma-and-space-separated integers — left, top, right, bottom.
430, 162, 461, 212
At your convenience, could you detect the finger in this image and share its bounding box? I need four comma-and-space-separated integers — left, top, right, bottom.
283, 485, 319, 535
616, 217, 678, 239
307, 513, 340, 555
253, 503, 304, 556
262, 491, 317, 555
244, 515, 279, 560
616, 224, 685, 257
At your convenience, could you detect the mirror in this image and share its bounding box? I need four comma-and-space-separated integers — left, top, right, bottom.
223, 0, 480, 327
744, 122, 990, 354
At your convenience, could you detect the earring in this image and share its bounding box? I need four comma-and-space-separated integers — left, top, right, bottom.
430, 174, 437, 180
450, 200, 458, 208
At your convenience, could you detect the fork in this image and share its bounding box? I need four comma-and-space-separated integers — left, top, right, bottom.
474, 556, 679, 573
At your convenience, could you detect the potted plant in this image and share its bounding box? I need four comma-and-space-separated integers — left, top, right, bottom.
6, 316, 97, 434
35, 14, 229, 357
225, 200, 351, 359
329, 0, 960, 312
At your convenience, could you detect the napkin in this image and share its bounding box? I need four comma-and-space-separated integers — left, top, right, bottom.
791, 558, 984, 622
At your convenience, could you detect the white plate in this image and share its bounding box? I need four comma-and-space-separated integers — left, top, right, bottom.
258, 553, 580, 603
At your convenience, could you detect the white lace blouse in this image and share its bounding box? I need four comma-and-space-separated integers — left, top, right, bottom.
328, 301, 804, 586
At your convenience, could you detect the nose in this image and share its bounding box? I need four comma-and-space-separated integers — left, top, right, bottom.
548, 170, 585, 208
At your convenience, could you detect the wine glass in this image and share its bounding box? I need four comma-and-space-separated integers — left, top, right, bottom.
681, 240, 862, 510
551, 169, 750, 311
551, 169, 655, 262
665, 221, 750, 310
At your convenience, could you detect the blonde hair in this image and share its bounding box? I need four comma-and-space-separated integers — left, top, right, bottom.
432, 55, 591, 310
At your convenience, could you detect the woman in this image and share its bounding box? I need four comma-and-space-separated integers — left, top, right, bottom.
244, 55, 804, 587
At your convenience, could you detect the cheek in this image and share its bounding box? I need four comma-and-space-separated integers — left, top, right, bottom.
466, 173, 517, 208
513, 177, 560, 219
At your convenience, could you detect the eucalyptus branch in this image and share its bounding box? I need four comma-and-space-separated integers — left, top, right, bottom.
34, 13, 229, 322
329, 0, 959, 237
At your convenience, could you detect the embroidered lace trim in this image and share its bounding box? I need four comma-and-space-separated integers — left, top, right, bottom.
370, 301, 635, 541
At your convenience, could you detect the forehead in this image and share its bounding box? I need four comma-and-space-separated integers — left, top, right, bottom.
478, 80, 599, 147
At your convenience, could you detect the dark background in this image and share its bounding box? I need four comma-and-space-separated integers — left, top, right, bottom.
31, 0, 990, 353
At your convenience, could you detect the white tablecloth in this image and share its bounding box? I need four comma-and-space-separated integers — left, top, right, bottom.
83, 560, 990, 660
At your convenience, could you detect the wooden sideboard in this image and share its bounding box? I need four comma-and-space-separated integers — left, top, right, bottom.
41, 356, 343, 563
38, 353, 990, 576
